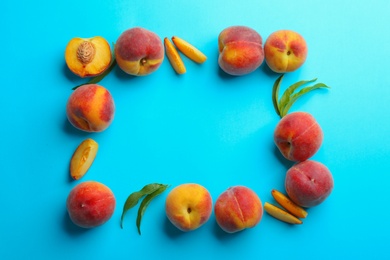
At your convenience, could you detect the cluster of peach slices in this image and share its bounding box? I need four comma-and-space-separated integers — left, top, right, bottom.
164, 36, 207, 74
264, 189, 308, 224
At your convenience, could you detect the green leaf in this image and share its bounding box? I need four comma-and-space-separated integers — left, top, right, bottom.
278, 78, 318, 115
272, 74, 284, 117
136, 184, 169, 235
120, 183, 162, 229
280, 83, 330, 117
72, 43, 117, 90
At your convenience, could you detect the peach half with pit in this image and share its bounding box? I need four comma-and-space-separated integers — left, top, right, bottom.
115, 27, 164, 76
218, 25, 264, 76
66, 84, 115, 132
65, 36, 112, 78
214, 186, 263, 233
66, 181, 116, 228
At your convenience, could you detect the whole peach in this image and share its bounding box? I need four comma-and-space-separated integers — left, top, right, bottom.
115, 27, 164, 76
165, 183, 212, 232
274, 112, 323, 162
285, 160, 334, 208
264, 30, 308, 73
214, 186, 263, 233
218, 26, 264, 76
66, 181, 116, 228
66, 84, 115, 132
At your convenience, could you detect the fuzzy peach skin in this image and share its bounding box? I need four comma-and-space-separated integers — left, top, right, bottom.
165, 183, 212, 232
218, 26, 264, 76
66, 181, 116, 228
285, 160, 334, 208
115, 27, 164, 76
264, 30, 308, 73
66, 84, 115, 132
274, 111, 323, 162
214, 186, 263, 233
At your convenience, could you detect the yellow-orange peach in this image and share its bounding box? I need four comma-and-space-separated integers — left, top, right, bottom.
65, 36, 112, 78
218, 26, 264, 76
264, 30, 308, 73
66, 181, 116, 228
165, 183, 212, 232
115, 27, 164, 76
66, 84, 115, 132
214, 186, 263, 233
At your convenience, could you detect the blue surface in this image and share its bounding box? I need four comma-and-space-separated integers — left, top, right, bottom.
1, 0, 390, 259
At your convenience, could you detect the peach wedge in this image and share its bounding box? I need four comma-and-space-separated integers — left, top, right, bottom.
264, 202, 302, 224
271, 189, 308, 218
172, 36, 207, 64
164, 37, 186, 74
70, 138, 98, 180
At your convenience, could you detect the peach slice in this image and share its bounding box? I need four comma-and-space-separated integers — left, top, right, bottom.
271, 189, 308, 218
171, 36, 207, 64
70, 138, 98, 180
65, 36, 112, 78
164, 37, 186, 74
264, 202, 302, 224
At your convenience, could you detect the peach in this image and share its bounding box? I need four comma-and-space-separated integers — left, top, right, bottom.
264, 30, 308, 73
115, 27, 164, 76
165, 183, 212, 232
66, 84, 115, 132
214, 186, 263, 233
274, 111, 323, 162
285, 160, 334, 208
218, 26, 264, 76
66, 181, 116, 228
65, 36, 112, 78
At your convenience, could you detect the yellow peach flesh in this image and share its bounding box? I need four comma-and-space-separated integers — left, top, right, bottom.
65, 37, 111, 78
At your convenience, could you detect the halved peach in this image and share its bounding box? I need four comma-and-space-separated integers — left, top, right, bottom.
65, 36, 112, 78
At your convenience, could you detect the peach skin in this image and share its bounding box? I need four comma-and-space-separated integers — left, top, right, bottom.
274, 111, 323, 162
264, 30, 308, 73
214, 186, 263, 233
66, 181, 116, 228
218, 26, 264, 76
115, 27, 164, 76
165, 183, 212, 232
285, 160, 334, 208
66, 84, 115, 132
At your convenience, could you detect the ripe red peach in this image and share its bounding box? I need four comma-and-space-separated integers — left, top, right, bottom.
214, 186, 263, 233
66, 84, 115, 132
165, 183, 213, 232
264, 30, 308, 73
274, 112, 323, 162
115, 27, 164, 76
285, 160, 334, 208
66, 181, 116, 228
218, 26, 264, 76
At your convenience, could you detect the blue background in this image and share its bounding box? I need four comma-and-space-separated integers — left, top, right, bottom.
1, 0, 389, 259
